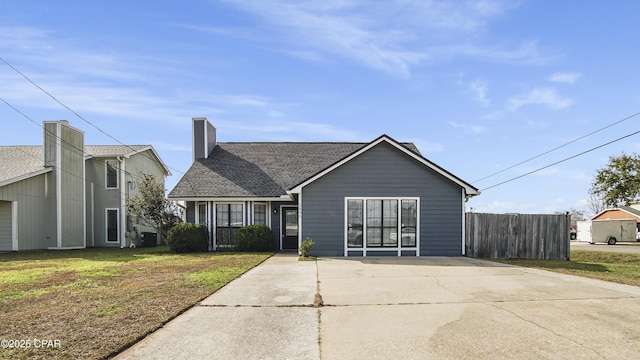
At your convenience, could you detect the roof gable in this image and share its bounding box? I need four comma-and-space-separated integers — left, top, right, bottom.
288, 135, 479, 196
591, 206, 640, 221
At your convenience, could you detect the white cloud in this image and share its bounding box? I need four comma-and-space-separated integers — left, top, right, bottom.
548, 72, 582, 84
449, 121, 486, 134
508, 87, 574, 111
469, 80, 490, 107
216, 0, 546, 77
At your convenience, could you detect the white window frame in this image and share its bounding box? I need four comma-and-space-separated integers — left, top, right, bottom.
252, 202, 269, 226
196, 201, 209, 226
344, 197, 420, 257
105, 160, 119, 189
105, 208, 119, 243
213, 202, 246, 250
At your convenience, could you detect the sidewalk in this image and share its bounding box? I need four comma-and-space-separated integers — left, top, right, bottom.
115, 253, 320, 360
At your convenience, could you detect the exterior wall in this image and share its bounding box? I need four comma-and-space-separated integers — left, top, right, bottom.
85, 150, 167, 247
301, 141, 464, 256
85, 157, 121, 247
125, 150, 168, 245
0, 174, 52, 250
58, 124, 85, 248
0, 201, 12, 251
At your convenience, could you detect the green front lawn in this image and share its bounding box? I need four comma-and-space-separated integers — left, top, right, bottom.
0, 247, 270, 359
493, 250, 640, 287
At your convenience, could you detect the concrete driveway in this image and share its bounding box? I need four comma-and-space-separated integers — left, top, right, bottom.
116, 254, 640, 359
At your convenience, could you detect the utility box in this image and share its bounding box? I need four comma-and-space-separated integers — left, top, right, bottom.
590, 219, 636, 245
140, 232, 158, 247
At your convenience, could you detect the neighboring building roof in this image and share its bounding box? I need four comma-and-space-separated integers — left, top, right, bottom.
0, 146, 52, 187
591, 206, 640, 221
168, 136, 479, 200
0, 144, 170, 188
85, 145, 171, 176
85, 145, 151, 158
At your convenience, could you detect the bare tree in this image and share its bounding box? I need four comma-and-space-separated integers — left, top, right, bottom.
585, 193, 606, 218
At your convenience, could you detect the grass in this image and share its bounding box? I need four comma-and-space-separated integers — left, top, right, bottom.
0, 246, 270, 360
492, 250, 640, 287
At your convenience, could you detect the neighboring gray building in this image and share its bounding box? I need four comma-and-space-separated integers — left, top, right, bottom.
169, 117, 479, 257
0, 120, 170, 251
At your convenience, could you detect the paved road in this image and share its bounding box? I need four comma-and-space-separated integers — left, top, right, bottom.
572, 240, 640, 254
117, 254, 640, 359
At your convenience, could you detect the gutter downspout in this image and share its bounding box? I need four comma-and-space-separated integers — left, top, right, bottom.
119, 156, 126, 248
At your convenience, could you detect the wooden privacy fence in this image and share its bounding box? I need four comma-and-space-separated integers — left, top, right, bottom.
465, 213, 570, 260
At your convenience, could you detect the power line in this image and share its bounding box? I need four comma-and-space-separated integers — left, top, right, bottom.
481, 128, 640, 192
473, 111, 640, 183
1, 57, 197, 195
1, 96, 154, 185
0, 56, 186, 177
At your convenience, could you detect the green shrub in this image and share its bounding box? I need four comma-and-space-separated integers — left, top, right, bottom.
166, 222, 209, 253
300, 237, 314, 257
236, 225, 274, 252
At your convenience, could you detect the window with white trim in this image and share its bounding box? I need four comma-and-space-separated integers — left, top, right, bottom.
106, 209, 119, 242
253, 203, 267, 225
197, 203, 208, 226
346, 197, 418, 251
216, 204, 243, 247
106, 160, 118, 189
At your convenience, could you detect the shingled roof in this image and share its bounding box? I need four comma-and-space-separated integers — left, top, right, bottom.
0, 144, 169, 187
169, 141, 421, 199
0, 146, 49, 186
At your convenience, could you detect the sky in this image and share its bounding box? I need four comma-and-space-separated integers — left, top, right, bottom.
1, 0, 640, 216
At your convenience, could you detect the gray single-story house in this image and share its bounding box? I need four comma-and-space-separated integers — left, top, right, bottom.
0, 120, 170, 251
169, 117, 479, 257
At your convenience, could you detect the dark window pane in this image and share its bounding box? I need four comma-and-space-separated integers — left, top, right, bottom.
107, 210, 118, 242
347, 200, 363, 248
367, 227, 381, 247
285, 209, 298, 236
106, 161, 118, 188
401, 200, 417, 247
198, 204, 207, 225
254, 204, 266, 225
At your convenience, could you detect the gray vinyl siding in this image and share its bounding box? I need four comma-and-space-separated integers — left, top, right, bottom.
85, 150, 167, 247
125, 151, 167, 239
58, 124, 85, 248
85, 157, 121, 247
0, 201, 12, 251
0, 174, 52, 250
302, 141, 463, 256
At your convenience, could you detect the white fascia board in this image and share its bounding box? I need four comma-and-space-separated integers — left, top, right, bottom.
92, 146, 171, 176
288, 135, 480, 196
123, 146, 172, 176
0, 168, 53, 188
168, 196, 289, 202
